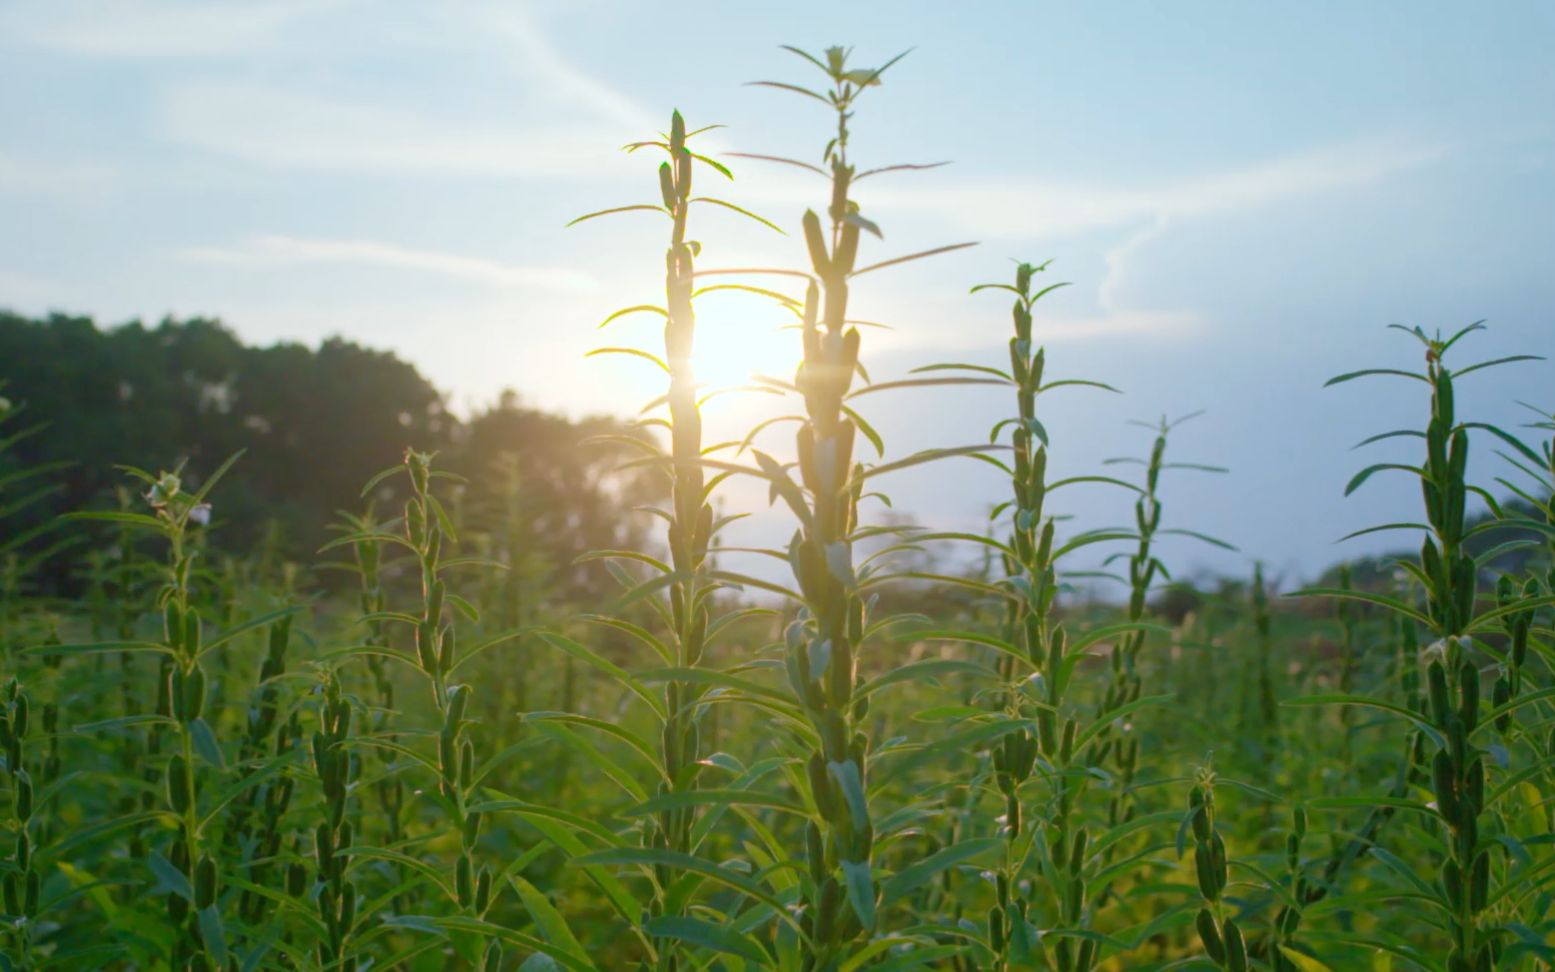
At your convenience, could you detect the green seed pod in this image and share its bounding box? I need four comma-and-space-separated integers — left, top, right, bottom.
802, 210, 830, 276
14, 772, 32, 821
1432, 750, 1458, 820
1195, 908, 1225, 963
1292, 805, 1307, 840
1428, 660, 1450, 725
482, 940, 504, 972
1443, 859, 1463, 908
807, 753, 836, 822
475, 866, 492, 913
1210, 832, 1228, 893
195, 855, 217, 908
1470, 850, 1489, 911
463, 810, 483, 848
339, 881, 355, 931
184, 665, 206, 721
1076, 939, 1096, 971
1070, 828, 1088, 875
459, 739, 474, 790
456, 854, 473, 907
1278, 904, 1302, 937
1493, 677, 1512, 732
1223, 917, 1247, 972
167, 755, 191, 814
24, 870, 38, 916
164, 601, 183, 649
15, 831, 30, 872
1195, 839, 1219, 901
287, 862, 307, 897
987, 905, 1007, 953
658, 161, 676, 210
806, 821, 825, 885
1458, 662, 1480, 729
1465, 756, 1484, 815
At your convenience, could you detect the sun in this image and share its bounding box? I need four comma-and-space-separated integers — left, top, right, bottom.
691, 313, 804, 404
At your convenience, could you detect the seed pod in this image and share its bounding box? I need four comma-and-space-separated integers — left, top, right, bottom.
482, 940, 504, 972
475, 867, 492, 913
14, 772, 32, 821
1278, 904, 1302, 937
1195, 908, 1225, 963
1470, 850, 1489, 911
1195, 839, 1219, 901
167, 755, 191, 814
1428, 660, 1450, 725
456, 854, 473, 907
3, 873, 19, 915
1465, 756, 1484, 815
1493, 677, 1512, 732
195, 856, 217, 908
658, 161, 677, 210
287, 862, 307, 897
806, 821, 825, 885
982, 908, 1007, 951
1070, 828, 1088, 875
459, 739, 474, 790
1443, 859, 1463, 908
339, 881, 356, 931
1223, 918, 1247, 972
184, 665, 207, 721
1458, 662, 1480, 729
1292, 805, 1307, 840
1432, 750, 1458, 820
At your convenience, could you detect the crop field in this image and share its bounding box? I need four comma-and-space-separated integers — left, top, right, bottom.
2, 39, 1555, 972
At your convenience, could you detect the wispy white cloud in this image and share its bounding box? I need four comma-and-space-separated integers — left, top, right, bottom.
868, 134, 1451, 240
0, 0, 345, 58
157, 82, 632, 180
175, 235, 599, 292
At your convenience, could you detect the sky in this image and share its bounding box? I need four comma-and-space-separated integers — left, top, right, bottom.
1, 0, 1552, 587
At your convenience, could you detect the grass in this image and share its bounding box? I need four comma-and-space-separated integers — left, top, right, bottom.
1, 41, 1553, 972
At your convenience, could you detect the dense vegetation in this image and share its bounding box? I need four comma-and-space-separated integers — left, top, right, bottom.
2, 45, 1553, 972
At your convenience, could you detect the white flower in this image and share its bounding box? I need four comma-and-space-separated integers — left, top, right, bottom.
189, 503, 212, 526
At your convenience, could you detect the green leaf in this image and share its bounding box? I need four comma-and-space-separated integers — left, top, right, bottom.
566, 204, 667, 227
199, 904, 229, 966
841, 857, 877, 932
510, 875, 597, 971
189, 718, 226, 770
148, 852, 193, 902
642, 916, 768, 964
1323, 368, 1427, 387
690, 196, 785, 233
881, 837, 999, 904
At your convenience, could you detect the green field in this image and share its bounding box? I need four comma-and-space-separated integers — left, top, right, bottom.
2, 44, 1554, 972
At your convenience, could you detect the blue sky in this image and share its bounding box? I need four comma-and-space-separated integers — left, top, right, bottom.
1, 0, 1551, 585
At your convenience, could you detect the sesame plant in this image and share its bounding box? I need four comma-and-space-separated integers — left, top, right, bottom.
1096, 412, 1232, 832
1301, 324, 1555, 969
559, 108, 781, 971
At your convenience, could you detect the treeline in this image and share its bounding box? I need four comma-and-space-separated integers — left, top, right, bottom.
0, 311, 656, 595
